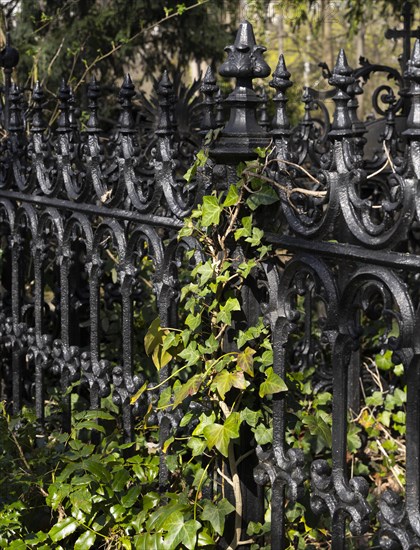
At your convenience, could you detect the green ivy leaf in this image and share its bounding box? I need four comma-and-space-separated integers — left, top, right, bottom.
234, 216, 252, 240
259, 367, 288, 397
187, 436, 207, 456
193, 260, 214, 286
375, 351, 393, 371
237, 259, 257, 278
253, 423, 273, 445
365, 391, 383, 407
379, 410, 391, 427
246, 185, 279, 211
49, 518, 79, 542
144, 318, 164, 356
130, 381, 148, 405
152, 345, 173, 371
185, 313, 202, 331
178, 221, 194, 238
163, 435, 175, 453
216, 297, 241, 325
236, 321, 265, 348
201, 498, 235, 535
347, 423, 362, 452
74, 530, 96, 550
183, 150, 207, 182
203, 412, 241, 457
173, 374, 204, 409
192, 412, 216, 436
202, 195, 222, 226
223, 184, 239, 207
212, 370, 248, 399
302, 412, 332, 449
178, 343, 201, 367
197, 528, 215, 547
163, 512, 201, 550
198, 333, 219, 355
237, 347, 255, 376
245, 227, 264, 247
240, 407, 262, 427
134, 533, 164, 550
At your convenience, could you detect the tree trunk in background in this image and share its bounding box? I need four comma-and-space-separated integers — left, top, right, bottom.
356, 24, 366, 119
321, 0, 334, 71
278, 9, 284, 55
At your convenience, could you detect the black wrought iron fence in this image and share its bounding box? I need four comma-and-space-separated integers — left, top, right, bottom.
1, 2, 420, 548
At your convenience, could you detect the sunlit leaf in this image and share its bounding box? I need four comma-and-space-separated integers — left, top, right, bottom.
259, 367, 288, 397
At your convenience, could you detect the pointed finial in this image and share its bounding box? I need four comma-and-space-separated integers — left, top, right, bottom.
328, 49, 354, 136
234, 20, 257, 49
270, 54, 292, 93
58, 78, 71, 102
119, 73, 136, 103
219, 20, 270, 82
329, 49, 353, 90
118, 74, 136, 133
200, 66, 219, 134
210, 19, 271, 162
57, 79, 71, 132
68, 87, 78, 132
201, 66, 218, 95
87, 76, 101, 133
33, 80, 43, 101
30, 80, 46, 132
215, 89, 225, 127
8, 82, 23, 132
269, 54, 292, 135
157, 69, 172, 98
302, 87, 314, 124
156, 70, 174, 136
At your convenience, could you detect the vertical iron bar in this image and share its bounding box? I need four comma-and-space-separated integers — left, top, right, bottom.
34, 242, 44, 425
121, 279, 134, 443
89, 264, 100, 412
60, 252, 71, 432
405, 354, 420, 534
11, 234, 22, 414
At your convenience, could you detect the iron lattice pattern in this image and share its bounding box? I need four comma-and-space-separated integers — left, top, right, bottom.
1, 9, 420, 549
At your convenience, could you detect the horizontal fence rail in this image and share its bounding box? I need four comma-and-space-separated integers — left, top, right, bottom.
1, 5, 420, 548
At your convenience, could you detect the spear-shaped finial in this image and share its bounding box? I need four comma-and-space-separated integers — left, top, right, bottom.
269, 54, 292, 135
210, 20, 271, 162
156, 70, 174, 136
30, 81, 46, 132
57, 79, 71, 132
328, 49, 354, 136
118, 74, 136, 133
200, 66, 218, 134
87, 76, 101, 133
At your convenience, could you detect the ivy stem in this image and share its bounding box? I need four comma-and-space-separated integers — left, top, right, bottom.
226, 439, 242, 550
193, 459, 212, 521
147, 364, 190, 390
219, 401, 243, 550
